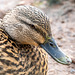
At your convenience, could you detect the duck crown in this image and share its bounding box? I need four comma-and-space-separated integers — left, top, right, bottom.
2, 5, 51, 46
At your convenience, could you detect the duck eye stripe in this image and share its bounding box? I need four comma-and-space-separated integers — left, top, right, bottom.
17, 17, 47, 39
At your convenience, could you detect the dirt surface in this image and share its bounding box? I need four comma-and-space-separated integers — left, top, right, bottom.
0, 0, 75, 75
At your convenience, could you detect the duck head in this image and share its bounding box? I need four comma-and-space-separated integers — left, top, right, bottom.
2, 5, 72, 64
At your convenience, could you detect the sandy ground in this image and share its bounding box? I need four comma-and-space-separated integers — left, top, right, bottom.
0, 0, 75, 75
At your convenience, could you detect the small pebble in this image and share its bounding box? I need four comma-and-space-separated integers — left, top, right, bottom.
72, 33, 75, 37
70, 69, 75, 73
61, 20, 65, 23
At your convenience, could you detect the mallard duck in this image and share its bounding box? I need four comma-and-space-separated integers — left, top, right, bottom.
0, 5, 72, 75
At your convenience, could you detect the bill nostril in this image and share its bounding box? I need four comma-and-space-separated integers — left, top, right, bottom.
49, 42, 54, 47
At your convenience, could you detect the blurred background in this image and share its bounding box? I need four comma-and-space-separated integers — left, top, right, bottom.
0, 0, 75, 75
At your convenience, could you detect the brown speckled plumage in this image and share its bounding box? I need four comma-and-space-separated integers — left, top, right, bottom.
0, 28, 48, 75
0, 5, 50, 75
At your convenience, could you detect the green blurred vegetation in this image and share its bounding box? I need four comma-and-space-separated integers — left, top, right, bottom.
47, 0, 61, 5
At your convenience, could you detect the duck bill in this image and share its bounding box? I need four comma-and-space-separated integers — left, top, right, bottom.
40, 37, 72, 65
